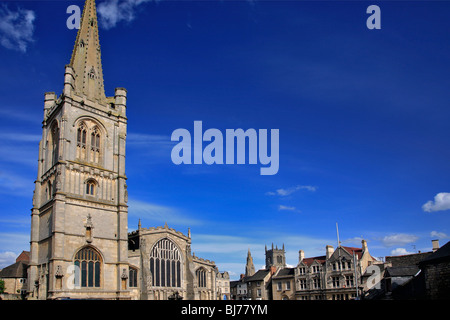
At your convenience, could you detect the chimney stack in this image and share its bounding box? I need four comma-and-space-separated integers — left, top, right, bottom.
362, 239, 368, 252
432, 239, 440, 252
299, 250, 305, 263
326, 245, 334, 259
270, 266, 277, 275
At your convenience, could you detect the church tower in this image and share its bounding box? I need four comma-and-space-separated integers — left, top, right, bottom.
245, 249, 255, 277
28, 0, 129, 299
265, 243, 286, 270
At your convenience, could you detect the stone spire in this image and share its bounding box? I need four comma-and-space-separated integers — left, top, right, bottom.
245, 248, 255, 277
69, 0, 106, 103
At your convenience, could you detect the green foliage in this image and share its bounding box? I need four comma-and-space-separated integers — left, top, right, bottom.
0, 279, 5, 294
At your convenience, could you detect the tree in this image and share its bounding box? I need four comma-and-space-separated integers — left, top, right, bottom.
0, 279, 5, 294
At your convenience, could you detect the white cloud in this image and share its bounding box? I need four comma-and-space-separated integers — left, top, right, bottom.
430, 231, 448, 239
97, 0, 155, 29
0, 4, 35, 52
278, 205, 298, 212
422, 192, 450, 213
266, 185, 316, 196
0, 251, 18, 268
191, 234, 264, 255
0, 232, 29, 256
390, 248, 414, 256
381, 233, 419, 247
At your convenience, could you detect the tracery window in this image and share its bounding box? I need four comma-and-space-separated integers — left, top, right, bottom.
196, 268, 207, 288
74, 246, 102, 288
149, 238, 182, 288
76, 120, 101, 164
90, 126, 101, 163
129, 267, 138, 288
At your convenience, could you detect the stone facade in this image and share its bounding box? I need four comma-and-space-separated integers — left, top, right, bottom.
26, 0, 225, 300
294, 241, 374, 300
127, 224, 220, 300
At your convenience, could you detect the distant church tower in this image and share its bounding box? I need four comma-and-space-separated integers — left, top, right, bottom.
265, 243, 286, 269
245, 249, 255, 277
28, 0, 129, 300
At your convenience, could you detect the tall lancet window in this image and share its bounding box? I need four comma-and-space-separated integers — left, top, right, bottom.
77, 122, 87, 160
149, 238, 182, 288
90, 127, 101, 163
196, 268, 207, 288
51, 124, 59, 166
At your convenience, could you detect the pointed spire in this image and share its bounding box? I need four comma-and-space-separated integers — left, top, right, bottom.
245, 248, 255, 277
69, 0, 106, 103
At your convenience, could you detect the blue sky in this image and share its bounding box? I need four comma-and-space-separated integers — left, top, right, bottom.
1, 0, 450, 280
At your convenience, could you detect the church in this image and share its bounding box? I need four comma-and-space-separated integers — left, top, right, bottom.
26, 0, 225, 300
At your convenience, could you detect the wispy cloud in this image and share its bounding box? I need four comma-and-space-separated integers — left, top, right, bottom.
390, 248, 414, 256
127, 132, 173, 147
0, 251, 18, 268
0, 4, 35, 52
97, 0, 155, 29
278, 205, 299, 212
191, 234, 263, 255
128, 198, 202, 227
381, 233, 419, 247
0, 108, 41, 123
0, 232, 30, 258
266, 185, 316, 196
430, 231, 448, 239
0, 171, 34, 197
0, 133, 41, 143
422, 192, 450, 213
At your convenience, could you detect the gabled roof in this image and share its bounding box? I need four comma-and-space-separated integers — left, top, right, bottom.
245, 269, 270, 282
420, 241, 450, 265
341, 246, 363, 259
0, 261, 28, 278
385, 266, 419, 278
273, 267, 295, 279
301, 256, 326, 266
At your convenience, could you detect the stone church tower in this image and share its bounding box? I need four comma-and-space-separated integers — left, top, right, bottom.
265, 243, 286, 270
27, 0, 129, 299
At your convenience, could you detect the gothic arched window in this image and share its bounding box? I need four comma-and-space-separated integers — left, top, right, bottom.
149, 238, 182, 288
90, 126, 101, 163
74, 246, 102, 288
196, 268, 207, 288
85, 179, 96, 196
51, 124, 59, 166
76, 120, 102, 164
76, 122, 87, 160
129, 267, 138, 288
